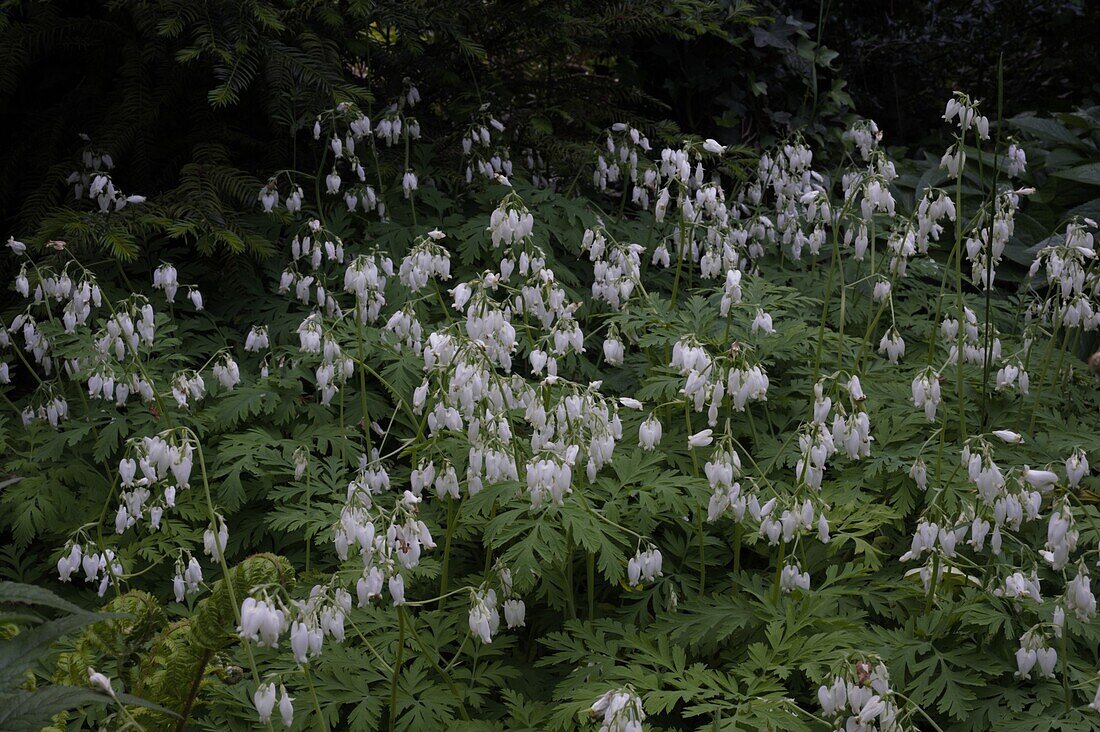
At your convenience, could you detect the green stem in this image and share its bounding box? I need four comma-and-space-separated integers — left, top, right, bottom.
684, 405, 705, 596
302, 665, 329, 732
1061, 623, 1071, 711
191, 431, 270, 731
812, 229, 841, 383
670, 198, 687, 307
587, 552, 596, 619
440, 498, 460, 604
953, 133, 967, 442
925, 553, 940, 614
388, 608, 406, 731
1027, 309, 1062, 434
733, 524, 742, 577
564, 527, 576, 620
305, 462, 313, 574
355, 313, 374, 454
770, 541, 787, 604
889, 690, 946, 732
174, 649, 214, 732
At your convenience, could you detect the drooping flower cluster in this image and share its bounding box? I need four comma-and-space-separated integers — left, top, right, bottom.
461, 107, 511, 182
56, 541, 124, 597
172, 553, 203, 603
66, 138, 146, 213
583, 226, 645, 310
590, 687, 646, 732
940, 92, 990, 178
288, 585, 354, 663
965, 188, 1029, 289
1026, 218, 1099, 330
114, 432, 194, 534
594, 123, 654, 207
487, 192, 535, 250
816, 660, 904, 731
626, 546, 663, 587
253, 682, 294, 727
671, 338, 769, 427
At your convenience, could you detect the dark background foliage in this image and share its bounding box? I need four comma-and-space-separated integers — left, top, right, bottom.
3, 0, 1095, 254
0, 0, 847, 248
787, 0, 1100, 147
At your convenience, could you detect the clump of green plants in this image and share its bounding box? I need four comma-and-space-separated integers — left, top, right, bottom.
2, 61, 1100, 732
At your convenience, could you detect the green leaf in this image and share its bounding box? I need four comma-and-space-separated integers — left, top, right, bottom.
1009, 115, 1089, 149
0, 614, 104, 689
0, 687, 115, 730
0, 581, 86, 615
1052, 162, 1100, 185
0, 686, 178, 730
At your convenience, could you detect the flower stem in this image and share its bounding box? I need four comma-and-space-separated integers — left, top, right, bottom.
190, 430, 271, 731
302, 665, 329, 732
388, 607, 406, 731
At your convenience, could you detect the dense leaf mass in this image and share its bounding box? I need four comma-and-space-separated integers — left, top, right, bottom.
2, 2, 1100, 732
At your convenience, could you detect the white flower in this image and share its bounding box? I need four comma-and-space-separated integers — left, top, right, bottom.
590, 687, 645, 732
504, 598, 525, 628
402, 170, 418, 198
846, 375, 865, 400
639, 416, 662, 451
1066, 449, 1089, 487
911, 371, 941, 421
152, 263, 179, 302
603, 338, 624, 365
779, 562, 811, 593
909, 458, 927, 490
626, 547, 663, 587
1022, 466, 1058, 491
688, 429, 713, 448
1034, 647, 1060, 678
57, 544, 81, 583
279, 685, 294, 726
993, 430, 1023, 444
203, 516, 228, 560
751, 309, 775, 335
389, 574, 405, 605
259, 187, 278, 212
817, 677, 847, 717
878, 329, 905, 364
1007, 143, 1027, 177
184, 557, 202, 593
253, 682, 277, 724
245, 326, 270, 352
941, 145, 965, 179
88, 667, 114, 696
702, 138, 726, 155
119, 458, 137, 486
239, 596, 287, 648
468, 589, 500, 643
173, 574, 186, 602
213, 357, 240, 390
